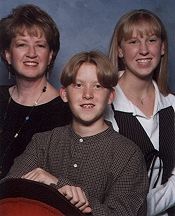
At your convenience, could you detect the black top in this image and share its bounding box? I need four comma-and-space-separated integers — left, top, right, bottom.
0, 85, 72, 179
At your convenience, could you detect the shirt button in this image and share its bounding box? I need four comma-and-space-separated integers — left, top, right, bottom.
79, 138, 83, 142
73, 163, 78, 168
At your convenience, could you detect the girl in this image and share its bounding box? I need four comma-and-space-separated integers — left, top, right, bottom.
106, 9, 175, 216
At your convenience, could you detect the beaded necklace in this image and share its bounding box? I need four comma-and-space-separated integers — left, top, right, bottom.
4, 85, 47, 138
0, 85, 47, 177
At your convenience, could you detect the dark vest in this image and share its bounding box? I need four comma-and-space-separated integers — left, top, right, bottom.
113, 106, 175, 214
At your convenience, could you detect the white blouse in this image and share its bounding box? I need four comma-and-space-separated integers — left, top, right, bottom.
105, 81, 175, 216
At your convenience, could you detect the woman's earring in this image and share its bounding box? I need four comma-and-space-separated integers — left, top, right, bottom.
46, 64, 50, 80
46, 72, 49, 80
8, 71, 11, 79
8, 65, 11, 80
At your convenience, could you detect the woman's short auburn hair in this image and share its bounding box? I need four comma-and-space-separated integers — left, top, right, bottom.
0, 4, 60, 72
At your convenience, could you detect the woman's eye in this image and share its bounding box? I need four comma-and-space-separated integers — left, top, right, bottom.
37, 44, 46, 48
16, 43, 26, 47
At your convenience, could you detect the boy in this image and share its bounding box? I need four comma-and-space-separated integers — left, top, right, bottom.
3, 51, 148, 215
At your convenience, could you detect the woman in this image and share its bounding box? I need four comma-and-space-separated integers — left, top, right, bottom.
0, 4, 72, 179
105, 9, 175, 215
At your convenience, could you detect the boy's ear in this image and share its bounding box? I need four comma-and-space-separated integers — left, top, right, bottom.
108, 89, 116, 105
59, 87, 68, 102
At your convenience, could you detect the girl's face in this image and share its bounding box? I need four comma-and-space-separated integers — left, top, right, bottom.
118, 27, 164, 80
5, 28, 53, 80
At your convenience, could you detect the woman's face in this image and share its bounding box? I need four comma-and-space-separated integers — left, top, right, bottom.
118, 27, 164, 79
5, 28, 53, 80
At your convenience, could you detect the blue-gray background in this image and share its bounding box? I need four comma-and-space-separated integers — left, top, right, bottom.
1, 0, 175, 90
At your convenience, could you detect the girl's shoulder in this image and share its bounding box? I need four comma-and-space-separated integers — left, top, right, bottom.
167, 93, 175, 111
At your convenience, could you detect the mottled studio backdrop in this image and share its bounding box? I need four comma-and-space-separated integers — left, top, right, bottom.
0, 0, 175, 90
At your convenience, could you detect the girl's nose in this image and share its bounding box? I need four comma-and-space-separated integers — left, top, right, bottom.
139, 42, 149, 55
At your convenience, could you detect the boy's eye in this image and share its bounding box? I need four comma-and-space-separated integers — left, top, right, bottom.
73, 83, 82, 88
76, 83, 81, 87
95, 84, 102, 89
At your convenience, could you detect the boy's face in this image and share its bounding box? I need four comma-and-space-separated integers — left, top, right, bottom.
60, 62, 114, 127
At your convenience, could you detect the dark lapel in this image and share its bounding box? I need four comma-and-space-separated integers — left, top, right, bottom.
113, 106, 175, 183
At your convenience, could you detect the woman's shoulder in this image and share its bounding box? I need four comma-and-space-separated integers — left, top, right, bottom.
38, 95, 69, 110
35, 96, 72, 127
0, 85, 10, 93
0, 85, 11, 101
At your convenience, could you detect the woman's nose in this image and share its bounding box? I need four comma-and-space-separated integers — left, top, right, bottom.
26, 46, 37, 58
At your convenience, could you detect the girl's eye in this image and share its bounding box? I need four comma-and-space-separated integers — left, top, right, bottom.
149, 38, 157, 43
128, 39, 138, 44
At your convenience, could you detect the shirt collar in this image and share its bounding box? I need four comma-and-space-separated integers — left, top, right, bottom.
113, 80, 173, 117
